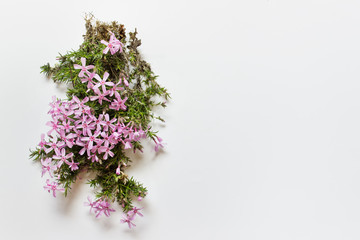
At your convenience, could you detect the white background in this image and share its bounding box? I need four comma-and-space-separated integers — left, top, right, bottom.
1, 0, 360, 239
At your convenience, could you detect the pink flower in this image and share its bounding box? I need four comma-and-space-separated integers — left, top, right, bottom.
53, 148, 74, 167
128, 207, 144, 217
109, 81, 124, 97
154, 136, 165, 152
41, 158, 57, 177
73, 57, 94, 77
46, 120, 61, 136
81, 72, 97, 90
81, 130, 100, 150
120, 214, 136, 229
43, 179, 65, 197
75, 116, 95, 136
98, 142, 114, 160
109, 92, 127, 111
87, 199, 116, 218
97, 200, 115, 217
61, 132, 77, 148
38, 133, 47, 151
123, 140, 132, 150
101, 32, 123, 55
45, 135, 64, 154
65, 158, 79, 171
93, 72, 114, 92
90, 87, 110, 105
102, 113, 117, 132
88, 153, 99, 163
84, 196, 97, 213
116, 165, 121, 175
92, 114, 105, 132
98, 131, 111, 146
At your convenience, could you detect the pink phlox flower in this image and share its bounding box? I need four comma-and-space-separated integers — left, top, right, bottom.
45, 135, 64, 154
98, 142, 115, 160
73, 57, 94, 77
65, 158, 79, 171
46, 119, 61, 136
76, 116, 95, 136
84, 196, 97, 213
88, 153, 99, 163
90, 87, 110, 105
72, 95, 89, 109
48, 97, 65, 116
73, 129, 83, 143
93, 114, 106, 132
88, 199, 115, 218
93, 72, 114, 92
102, 114, 117, 132
74, 105, 92, 117
38, 133, 48, 151
41, 158, 57, 177
120, 214, 136, 229
76, 140, 90, 156
81, 129, 101, 150
116, 165, 121, 175
114, 121, 125, 133
137, 195, 142, 201
101, 32, 123, 55
80, 72, 97, 90
123, 139, 132, 150
109, 81, 124, 97
53, 148, 74, 167
109, 92, 127, 111
154, 136, 165, 152
98, 200, 115, 217
60, 119, 73, 133
60, 131, 77, 148
98, 131, 111, 146
128, 207, 144, 217
137, 127, 147, 139
109, 132, 121, 145
43, 179, 65, 197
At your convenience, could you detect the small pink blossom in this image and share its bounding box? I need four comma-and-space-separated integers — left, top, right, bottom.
101, 32, 123, 55
84, 196, 97, 213
38, 133, 47, 151
154, 136, 165, 152
128, 207, 144, 217
81, 130, 101, 150
93, 72, 114, 92
73, 57, 94, 77
120, 214, 136, 229
45, 135, 64, 154
53, 148, 74, 167
81, 72, 97, 90
41, 158, 57, 177
43, 179, 65, 197
65, 158, 79, 171
98, 142, 115, 160
109, 92, 127, 111
90, 87, 110, 105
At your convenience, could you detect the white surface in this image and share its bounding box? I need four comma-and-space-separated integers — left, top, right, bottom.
1, 0, 360, 239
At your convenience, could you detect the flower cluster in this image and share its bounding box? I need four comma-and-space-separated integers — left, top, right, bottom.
31, 18, 169, 229
84, 196, 115, 218
120, 207, 144, 229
